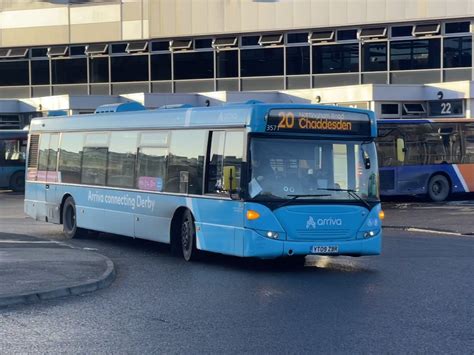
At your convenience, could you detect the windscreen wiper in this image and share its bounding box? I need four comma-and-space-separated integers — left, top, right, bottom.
276, 194, 331, 209
317, 188, 371, 208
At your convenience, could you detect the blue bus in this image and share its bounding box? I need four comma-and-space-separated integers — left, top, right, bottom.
0, 130, 27, 192
377, 119, 474, 201
25, 103, 383, 261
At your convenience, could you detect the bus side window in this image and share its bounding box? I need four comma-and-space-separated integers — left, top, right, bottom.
207, 130, 244, 195
165, 130, 206, 195
58, 132, 84, 184
37, 133, 51, 181
107, 131, 138, 188
81, 133, 109, 186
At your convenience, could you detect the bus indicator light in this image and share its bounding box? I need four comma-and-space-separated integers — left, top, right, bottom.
379, 210, 385, 220
246, 210, 260, 220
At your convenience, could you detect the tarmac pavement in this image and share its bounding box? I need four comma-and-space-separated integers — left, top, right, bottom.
0, 190, 473, 308
0, 191, 115, 308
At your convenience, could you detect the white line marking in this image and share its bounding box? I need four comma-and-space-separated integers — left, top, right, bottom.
0, 240, 73, 246
406, 228, 466, 236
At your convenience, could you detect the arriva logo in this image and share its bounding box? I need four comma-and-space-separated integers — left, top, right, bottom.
306, 216, 343, 229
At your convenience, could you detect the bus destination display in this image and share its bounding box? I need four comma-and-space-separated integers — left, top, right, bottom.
265, 109, 371, 136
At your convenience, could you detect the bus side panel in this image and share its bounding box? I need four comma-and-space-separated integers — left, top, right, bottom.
134, 194, 181, 243
0, 167, 24, 188
193, 198, 245, 256
382, 165, 469, 196
24, 182, 48, 221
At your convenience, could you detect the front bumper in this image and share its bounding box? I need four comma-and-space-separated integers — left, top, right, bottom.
242, 229, 382, 258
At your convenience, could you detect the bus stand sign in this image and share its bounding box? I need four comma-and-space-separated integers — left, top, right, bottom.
265, 108, 371, 136
428, 100, 464, 117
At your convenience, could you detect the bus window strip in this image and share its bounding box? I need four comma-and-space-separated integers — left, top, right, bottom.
29, 128, 247, 199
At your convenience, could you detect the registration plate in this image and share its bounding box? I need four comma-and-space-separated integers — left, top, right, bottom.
311, 245, 339, 254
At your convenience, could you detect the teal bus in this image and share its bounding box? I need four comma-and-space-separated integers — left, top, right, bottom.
24, 103, 383, 261
0, 130, 27, 192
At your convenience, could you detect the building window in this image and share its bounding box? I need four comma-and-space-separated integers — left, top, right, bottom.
381, 103, 399, 115
313, 44, 359, 74
444, 37, 472, 68
111, 55, 148, 82
151, 54, 172, 80
362, 42, 387, 72
0, 60, 29, 86
391, 26, 413, 37
241, 36, 259, 46
390, 39, 441, 70
173, 51, 213, 80
89, 57, 109, 83
52, 58, 87, 84
445, 22, 470, 34
216, 50, 238, 78
31, 60, 50, 85
286, 46, 310, 75
240, 48, 284, 77
287, 33, 308, 44
337, 29, 357, 41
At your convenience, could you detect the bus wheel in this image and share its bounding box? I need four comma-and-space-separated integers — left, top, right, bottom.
62, 197, 85, 238
9, 172, 25, 192
181, 210, 200, 261
428, 175, 450, 202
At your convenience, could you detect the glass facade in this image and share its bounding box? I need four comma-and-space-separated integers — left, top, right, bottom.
0, 20, 471, 96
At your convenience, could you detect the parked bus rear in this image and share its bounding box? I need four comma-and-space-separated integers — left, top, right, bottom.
0, 130, 27, 192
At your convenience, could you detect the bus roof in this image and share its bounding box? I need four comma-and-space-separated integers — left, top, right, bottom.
0, 129, 28, 139
29, 102, 377, 137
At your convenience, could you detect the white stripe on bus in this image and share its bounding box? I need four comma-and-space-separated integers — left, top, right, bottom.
453, 164, 469, 192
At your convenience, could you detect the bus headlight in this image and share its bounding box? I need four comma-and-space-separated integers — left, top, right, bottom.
363, 231, 376, 238
266, 231, 279, 239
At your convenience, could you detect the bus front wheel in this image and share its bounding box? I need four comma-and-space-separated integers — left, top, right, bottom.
62, 197, 86, 238
181, 210, 200, 261
428, 175, 450, 202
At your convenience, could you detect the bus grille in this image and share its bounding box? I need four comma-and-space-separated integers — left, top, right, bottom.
28, 134, 39, 168
380, 170, 395, 190
295, 229, 351, 240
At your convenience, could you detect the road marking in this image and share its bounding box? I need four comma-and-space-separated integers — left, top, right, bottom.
405, 228, 474, 237
0, 240, 74, 247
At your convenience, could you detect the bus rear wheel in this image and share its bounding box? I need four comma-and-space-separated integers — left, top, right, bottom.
428, 175, 450, 202
9, 171, 25, 192
62, 197, 86, 238
181, 210, 200, 261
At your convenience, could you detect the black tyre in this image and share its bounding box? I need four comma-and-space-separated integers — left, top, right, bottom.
9, 171, 25, 192
62, 197, 86, 238
181, 210, 200, 261
427, 175, 450, 202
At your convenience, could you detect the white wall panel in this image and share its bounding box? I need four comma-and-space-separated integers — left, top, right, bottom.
240, 0, 259, 32
224, 0, 241, 33
0, 7, 68, 29
386, 0, 407, 21
175, 0, 193, 36
257, 2, 277, 30
311, 0, 331, 28
329, 0, 348, 26
70, 4, 120, 25
159, 0, 177, 37
275, 1, 294, 30
426, 0, 448, 18
347, 0, 367, 25
447, 0, 469, 17
191, 0, 208, 35
367, 0, 386, 23
293, 0, 311, 29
